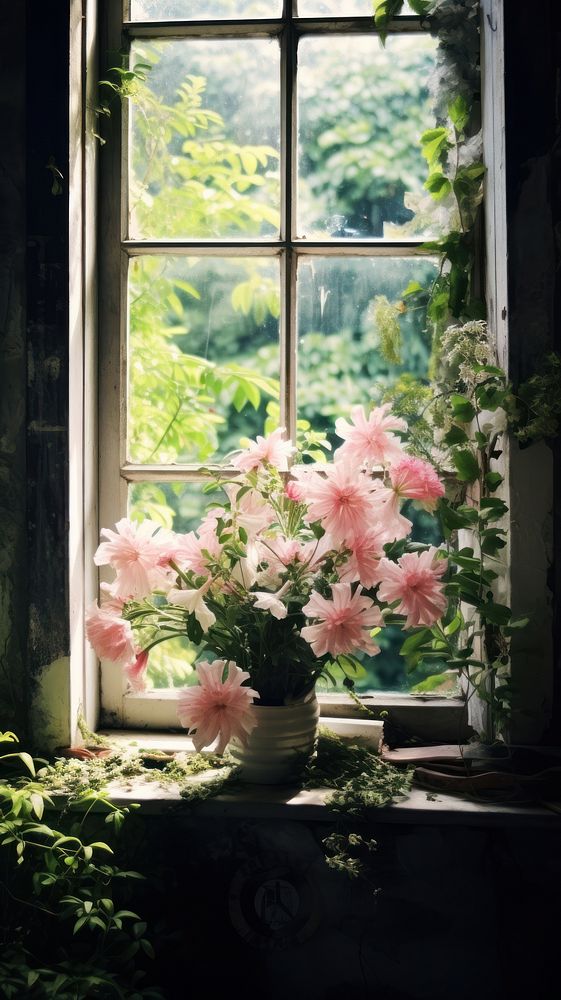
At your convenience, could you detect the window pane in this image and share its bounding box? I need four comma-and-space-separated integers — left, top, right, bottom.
129, 0, 281, 18
297, 255, 439, 443
129, 38, 280, 239
297, 33, 439, 239
127, 256, 280, 464
297, 1, 415, 14
129, 481, 211, 533
128, 482, 223, 690
297, 253, 447, 692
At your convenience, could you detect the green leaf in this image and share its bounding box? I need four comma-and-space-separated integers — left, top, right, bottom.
438, 499, 477, 533
408, 0, 431, 13
373, 0, 404, 42
420, 127, 451, 168
173, 279, 201, 300
444, 612, 463, 636
480, 602, 512, 626
475, 383, 506, 410
443, 424, 468, 446
452, 448, 479, 483
480, 497, 508, 519
424, 172, 452, 200
450, 552, 482, 571
504, 617, 530, 634
449, 262, 469, 317
411, 673, 453, 693
400, 628, 433, 656
485, 472, 504, 492
402, 280, 423, 297
141, 938, 156, 959
480, 528, 507, 555
448, 94, 470, 132
450, 394, 476, 422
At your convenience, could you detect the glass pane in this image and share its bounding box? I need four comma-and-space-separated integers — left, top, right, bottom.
129, 38, 280, 239
297, 254, 448, 693
130, 0, 281, 18
297, 1, 415, 14
127, 256, 280, 464
128, 481, 227, 690
297, 33, 439, 239
297, 255, 439, 434
129, 481, 211, 534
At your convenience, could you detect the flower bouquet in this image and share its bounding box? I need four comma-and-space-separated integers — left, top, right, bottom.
86, 405, 449, 775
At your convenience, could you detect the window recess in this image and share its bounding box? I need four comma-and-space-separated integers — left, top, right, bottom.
97, 1, 483, 731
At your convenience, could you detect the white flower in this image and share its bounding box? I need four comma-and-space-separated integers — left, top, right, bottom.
168, 586, 216, 632
252, 581, 291, 620
230, 541, 260, 591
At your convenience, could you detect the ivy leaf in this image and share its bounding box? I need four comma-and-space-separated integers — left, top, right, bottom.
443, 424, 469, 446
452, 448, 479, 483
450, 394, 476, 422
475, 383, 506, 410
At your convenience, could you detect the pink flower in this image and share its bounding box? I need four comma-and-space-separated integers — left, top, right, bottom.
178, 660, 259, 753
94, 518, 171, 599
371, 483, 413, 541
168, 584, 216, 632
232, 428, 294, 472
285, 479, 304, 502
226, 485, 275, 538
301, 583, 382, 658
377, 547, 448, 628
335, 404, 406, 467
338, 526, 388, 588
168, 530, 222, 578
293, 461, 382, 544
252, 581, 291, 619
85, 601, 136, 665
125, 650, 149, 692
389, 455, 445, 510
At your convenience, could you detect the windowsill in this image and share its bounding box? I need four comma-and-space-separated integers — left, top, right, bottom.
109, 692, 472, 744
89, 729, 561, 828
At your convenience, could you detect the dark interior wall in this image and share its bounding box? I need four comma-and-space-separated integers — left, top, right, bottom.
0, 2, 70, 737
0, 3, 560, 738
0, 5, 29, 732
504, 3, 561, 740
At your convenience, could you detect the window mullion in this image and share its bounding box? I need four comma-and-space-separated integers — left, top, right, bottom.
280, 2, 297, 443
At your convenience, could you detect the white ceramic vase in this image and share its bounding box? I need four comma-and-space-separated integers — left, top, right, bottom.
230, 691, 320, 784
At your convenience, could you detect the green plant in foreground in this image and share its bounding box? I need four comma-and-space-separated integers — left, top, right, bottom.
47, 731, 410, 889
0, 732, 162, 999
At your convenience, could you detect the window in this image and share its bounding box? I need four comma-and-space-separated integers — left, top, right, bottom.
92, 1, 500, 733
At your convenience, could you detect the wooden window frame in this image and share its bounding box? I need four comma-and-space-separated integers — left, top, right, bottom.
68, 0, 512, 741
